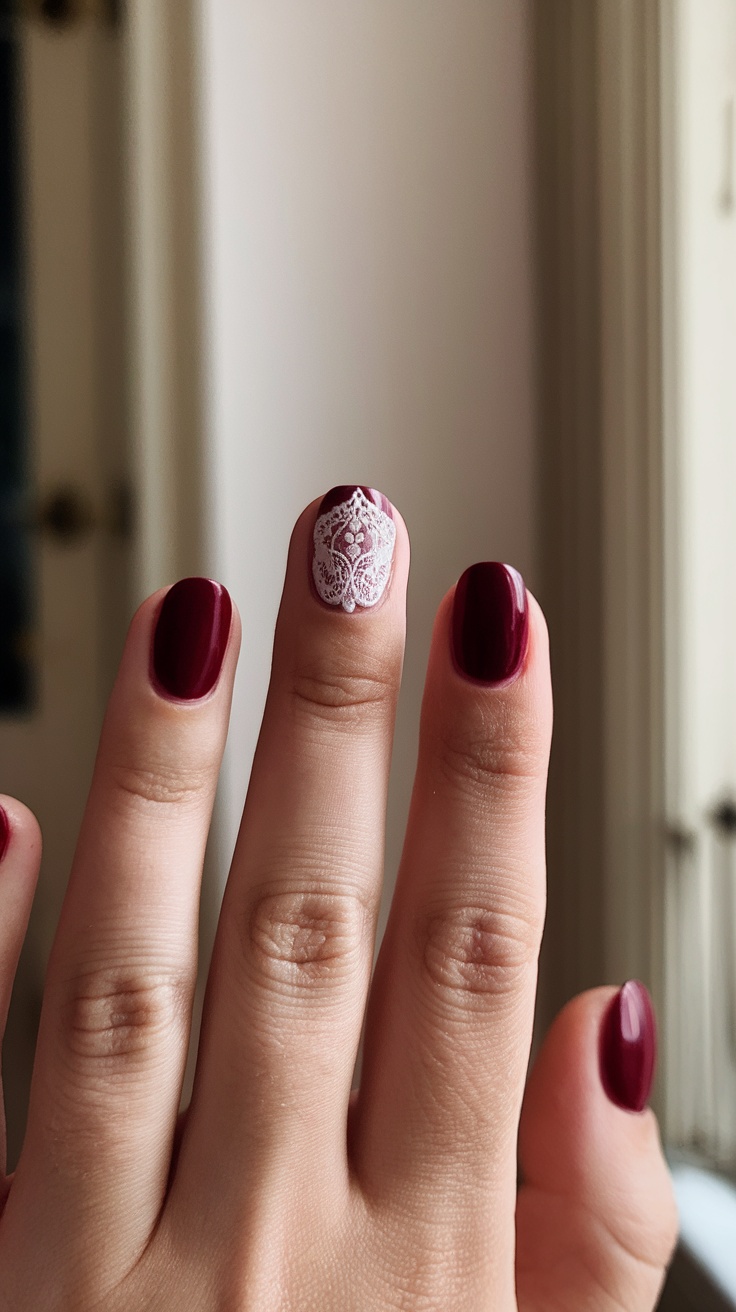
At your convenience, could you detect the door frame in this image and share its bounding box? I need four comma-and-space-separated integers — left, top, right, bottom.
533, 0, 667, 1042
123, 0, 218, 1094
124, 0, 207, 600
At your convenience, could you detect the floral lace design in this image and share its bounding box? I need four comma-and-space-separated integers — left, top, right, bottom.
312, 489, 395, 613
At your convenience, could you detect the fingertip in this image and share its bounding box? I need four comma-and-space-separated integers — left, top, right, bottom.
518, 987, 678, 1308
0, 800, 42, 986
521, 986, 670, 1189
423, 571, 552, 782
115, 579, 242, 709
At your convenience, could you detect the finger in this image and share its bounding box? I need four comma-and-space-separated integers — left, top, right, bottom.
0, 801, 42, 1182
355, 565, 551, 1296
3, 580, 239, 1285
516, 985, 678, 1311
174, 487, 407, 1220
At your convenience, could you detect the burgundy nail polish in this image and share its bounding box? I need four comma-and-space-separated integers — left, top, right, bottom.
152, 578, 232, 700
451, 562, 529, 684
0, 808, 9, 863
599, 980, 657, 1113
312, 485, 395, 614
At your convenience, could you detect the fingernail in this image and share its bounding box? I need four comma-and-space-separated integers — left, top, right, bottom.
451, 562, 529, 684
152, 578, 232, 700
0, 808, 9, 862
599, 980, 657, 1113
312, 485, 396, 613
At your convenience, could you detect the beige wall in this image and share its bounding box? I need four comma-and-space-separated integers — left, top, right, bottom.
196, 0, 537, 918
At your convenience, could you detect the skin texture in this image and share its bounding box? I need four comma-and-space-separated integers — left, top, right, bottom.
0, 497, 677, 1309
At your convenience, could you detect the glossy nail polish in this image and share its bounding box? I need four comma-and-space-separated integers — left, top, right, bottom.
312, 485, 395, 613
0, 808, 8, 862
599, 980, 657, 1112
451, 562, 529, 684
152, 578, 232, 700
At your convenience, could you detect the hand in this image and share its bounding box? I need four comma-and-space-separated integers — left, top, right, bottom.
0, 488, 676, 1309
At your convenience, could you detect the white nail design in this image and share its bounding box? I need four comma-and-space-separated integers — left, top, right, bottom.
312, 488, 396, 613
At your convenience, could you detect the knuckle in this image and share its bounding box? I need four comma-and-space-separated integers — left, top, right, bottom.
247, 888, 368, 991
418, 903, 543, 999
603, 1211, 678, 1295
107, 758, 210, 811
59, 966, 189, 1070
439, 700, 549, 796
290, 668, 395, 727
289, 637, 398, 729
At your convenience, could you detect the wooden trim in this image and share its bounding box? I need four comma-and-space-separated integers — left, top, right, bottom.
122, 1, 218, 1099
123, 0, 206, 598
533, 1, 667, 1060
533, 0, 605, 1032
596, 0, 665, 993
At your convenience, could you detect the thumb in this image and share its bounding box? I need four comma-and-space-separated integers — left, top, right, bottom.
516, 984, 678, 1311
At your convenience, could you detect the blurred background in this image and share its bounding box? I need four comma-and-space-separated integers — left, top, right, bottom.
0, 0, 734, 1306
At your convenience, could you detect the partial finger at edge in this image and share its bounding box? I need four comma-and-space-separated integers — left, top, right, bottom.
517, 987, 678, 1310
8, 581, 241, 1274
0, 799, 42, 1023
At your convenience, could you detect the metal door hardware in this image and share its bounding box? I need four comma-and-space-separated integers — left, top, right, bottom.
36, 486, 95, 543
32, 483, 133, 545
711, 796, 736, 837
27, 0, 120, 25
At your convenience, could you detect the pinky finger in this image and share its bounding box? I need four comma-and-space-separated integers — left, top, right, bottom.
0, 801, 42, 1184
516, 987, 678, 1311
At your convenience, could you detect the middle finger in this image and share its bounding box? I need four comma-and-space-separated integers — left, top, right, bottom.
177, 487, 407, 1211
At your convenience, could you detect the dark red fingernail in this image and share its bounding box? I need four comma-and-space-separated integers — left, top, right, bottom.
152, 578, 232, 700
0, 808, 9, 862
451, 562, 529, 684
599, 980, 657, 1112
312, 485, 395, 613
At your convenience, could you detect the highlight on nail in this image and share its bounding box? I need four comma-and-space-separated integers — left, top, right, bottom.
312, 485, 395, 614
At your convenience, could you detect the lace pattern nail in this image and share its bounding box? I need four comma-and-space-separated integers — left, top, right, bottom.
312, 489, 396, 613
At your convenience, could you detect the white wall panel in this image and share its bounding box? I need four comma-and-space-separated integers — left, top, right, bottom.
196, 1, 536, 919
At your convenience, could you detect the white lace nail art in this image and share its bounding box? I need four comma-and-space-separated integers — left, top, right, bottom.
312, 488, 396, 613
